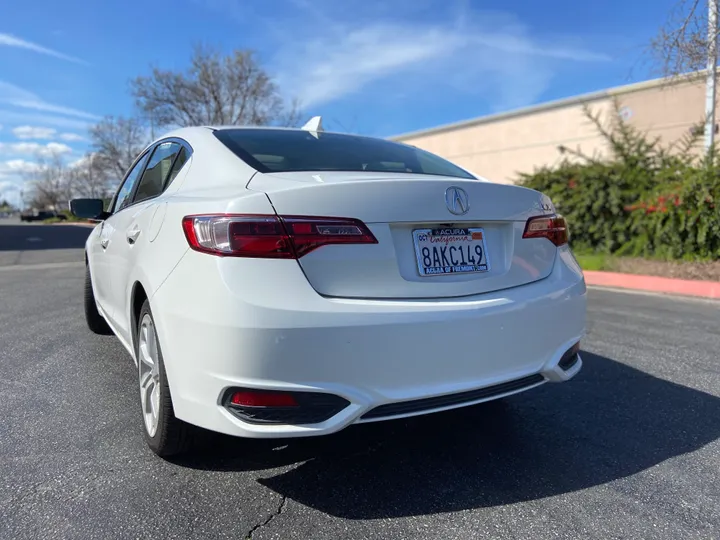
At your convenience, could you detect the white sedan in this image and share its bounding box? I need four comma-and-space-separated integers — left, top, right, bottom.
71, 119, 586, 457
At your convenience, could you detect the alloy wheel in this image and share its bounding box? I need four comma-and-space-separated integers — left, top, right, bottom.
138, 314, 161, 437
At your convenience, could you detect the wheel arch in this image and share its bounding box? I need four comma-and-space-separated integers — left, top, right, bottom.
130, 280, 149, 352
129, 278, 182, 413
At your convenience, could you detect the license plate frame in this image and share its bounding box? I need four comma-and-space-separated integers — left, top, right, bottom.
412, 227, 490, 277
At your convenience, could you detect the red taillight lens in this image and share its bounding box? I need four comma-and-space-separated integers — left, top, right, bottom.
522, 215, 569, 246
282, 216, 377, 257
230, 390, 299, 407
182, 214, 378, 258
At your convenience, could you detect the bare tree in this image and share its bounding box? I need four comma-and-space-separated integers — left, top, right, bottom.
24, 152, 71, 210
650, 0, 711, 77
649, 1, 719, 150
130, 45, 300, 128
89, 115, 150, 181
68, 153, 111, 199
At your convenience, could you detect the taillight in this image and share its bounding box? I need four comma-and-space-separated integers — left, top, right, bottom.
181, 214, 378, 258
522, 215, 569, 246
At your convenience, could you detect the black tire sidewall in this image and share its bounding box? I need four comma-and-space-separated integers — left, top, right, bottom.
84, 267, 97, 318
84, 265, 111, 334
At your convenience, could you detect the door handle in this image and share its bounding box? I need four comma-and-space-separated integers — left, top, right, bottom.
126, 227, 141, 244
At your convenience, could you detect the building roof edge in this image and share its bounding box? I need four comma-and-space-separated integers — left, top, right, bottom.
390, 69, 709, 141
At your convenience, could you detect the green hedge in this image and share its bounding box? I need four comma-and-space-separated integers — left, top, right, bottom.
519, 102, 720, 261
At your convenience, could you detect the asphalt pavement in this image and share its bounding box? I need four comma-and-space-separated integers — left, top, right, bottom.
1, 218, 719, 540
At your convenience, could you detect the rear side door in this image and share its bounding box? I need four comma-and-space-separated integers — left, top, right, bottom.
104, 140, 187, 343
91, 151, 152, 320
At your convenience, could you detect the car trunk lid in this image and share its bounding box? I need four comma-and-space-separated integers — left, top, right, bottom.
248, 171, 558, 299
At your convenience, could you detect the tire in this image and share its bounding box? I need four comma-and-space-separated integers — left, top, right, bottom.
84, 265, 112, 335
136, 300, 192, 457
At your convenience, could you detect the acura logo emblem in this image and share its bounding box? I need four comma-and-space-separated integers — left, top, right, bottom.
445, 186, 469, 215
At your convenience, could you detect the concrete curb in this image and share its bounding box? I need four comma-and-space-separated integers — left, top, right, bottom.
584, 270, 720, 299
52, 222, 96, 228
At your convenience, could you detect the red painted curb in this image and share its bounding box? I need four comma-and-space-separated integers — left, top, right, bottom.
584, 270, 720, 299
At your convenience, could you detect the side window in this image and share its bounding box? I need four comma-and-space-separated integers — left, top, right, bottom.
134, 142, 182, 203
112, 152, 151, 213
165, 146, 189, 188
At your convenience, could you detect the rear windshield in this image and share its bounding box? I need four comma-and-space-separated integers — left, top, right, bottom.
214, 128, 476, 179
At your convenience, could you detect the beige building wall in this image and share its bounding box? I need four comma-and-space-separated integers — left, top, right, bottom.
392, 74, 711, 184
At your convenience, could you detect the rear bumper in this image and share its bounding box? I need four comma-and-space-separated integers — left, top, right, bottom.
151, 246, 586, 438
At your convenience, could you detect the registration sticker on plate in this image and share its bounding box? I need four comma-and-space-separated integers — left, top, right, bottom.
412, 227, 490, 276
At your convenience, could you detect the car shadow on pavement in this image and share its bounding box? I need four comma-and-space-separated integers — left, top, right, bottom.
174, 351, 720, 517
0, 224, 92, 251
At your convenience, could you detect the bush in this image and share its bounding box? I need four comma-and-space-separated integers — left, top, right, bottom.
622, 163, 720, 260
519, 101, 720, 261
520, 161, 650, 253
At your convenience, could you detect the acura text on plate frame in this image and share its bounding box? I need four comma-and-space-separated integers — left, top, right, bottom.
412, 228, 490, 276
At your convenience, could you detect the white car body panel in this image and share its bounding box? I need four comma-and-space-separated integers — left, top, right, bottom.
83, 126, 587, 439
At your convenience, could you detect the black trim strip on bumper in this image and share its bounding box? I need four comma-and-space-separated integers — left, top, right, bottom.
360, 373, 545, 420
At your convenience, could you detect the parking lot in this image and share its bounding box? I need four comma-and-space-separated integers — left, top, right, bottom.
1, 219, 719, 540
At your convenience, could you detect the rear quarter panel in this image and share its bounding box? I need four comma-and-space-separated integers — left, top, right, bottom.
139, 185, 280, 397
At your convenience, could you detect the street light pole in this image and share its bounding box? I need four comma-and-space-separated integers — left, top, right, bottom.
705, 0, 719, 152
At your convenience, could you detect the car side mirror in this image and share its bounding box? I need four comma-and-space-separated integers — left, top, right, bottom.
70, 198, 108, 220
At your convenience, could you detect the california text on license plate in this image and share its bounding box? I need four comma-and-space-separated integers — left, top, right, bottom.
412, 227, 490, 276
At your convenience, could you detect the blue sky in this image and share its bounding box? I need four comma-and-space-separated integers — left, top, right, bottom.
0, 0, 676, 205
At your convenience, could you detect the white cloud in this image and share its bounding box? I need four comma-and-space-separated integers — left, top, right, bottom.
0, 158, 48, 205
0, 81, 99, 121
3, 159, 41, 174
0, 110, 92, 130
11, 98, 98, 120
275, 24, 458, 108
0, 179, 20, 191
270, 3, 611, 112
59, 132, 85, 142
45, 142, 73, 155
68, 154, 92, 168
0, 179, 21, 202
0, 178, 25, 207
0, 141, 72, 157
12, 125, 57, 140
0, 33, 87, 65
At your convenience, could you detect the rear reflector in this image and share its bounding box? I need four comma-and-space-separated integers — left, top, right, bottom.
223, 388, 351, 425
558, 342, 581, 371
522, 215, 569, 246
182, 214, 377, 258
230, 390, 299, 407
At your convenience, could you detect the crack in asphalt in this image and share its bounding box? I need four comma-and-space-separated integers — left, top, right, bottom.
240, 438, 386, 539
246, 495, 288, 539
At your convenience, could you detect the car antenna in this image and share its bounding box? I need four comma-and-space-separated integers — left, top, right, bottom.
301, 116, 323, 138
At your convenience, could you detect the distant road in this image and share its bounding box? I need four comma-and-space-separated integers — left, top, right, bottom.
0, 218, 92, 268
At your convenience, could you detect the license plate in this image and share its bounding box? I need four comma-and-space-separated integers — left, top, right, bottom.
412, 227, 490, 276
